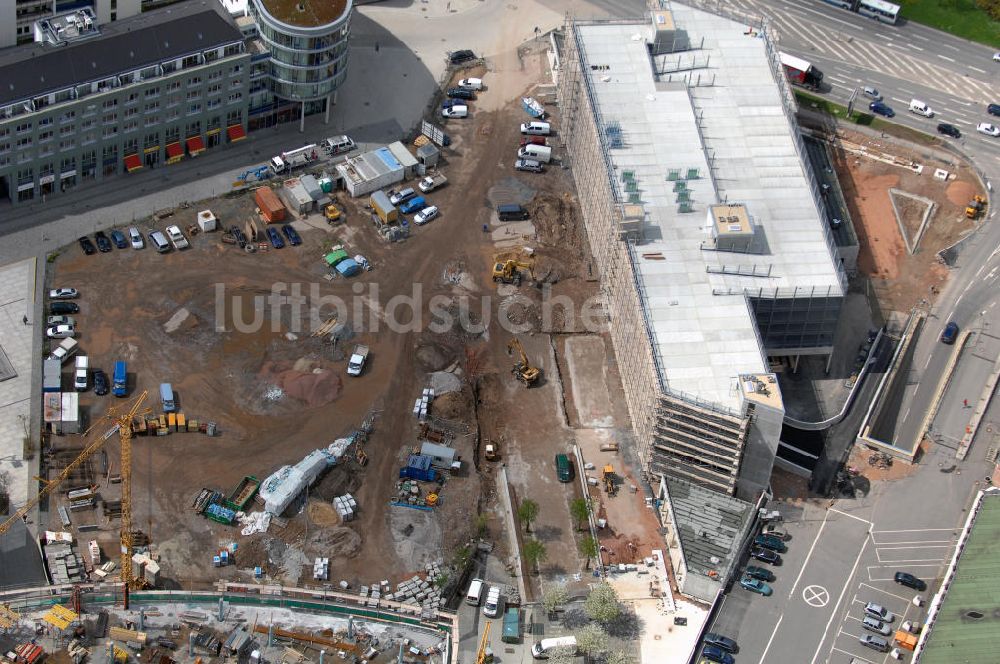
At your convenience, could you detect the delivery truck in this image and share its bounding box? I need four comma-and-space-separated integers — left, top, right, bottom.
347, 344, 370, 376
418, 173, 448, 193
269, 144, 320, 175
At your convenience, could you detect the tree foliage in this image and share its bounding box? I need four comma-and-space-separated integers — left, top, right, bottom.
517, 498, 540, 532
542, 583, 569, 614
578, 535, 599, 569
575, 624, 609, 656
569, 498, 591, 530
584, 581, 621, 623
523, 538, 548, 573
607, 649, 635, 664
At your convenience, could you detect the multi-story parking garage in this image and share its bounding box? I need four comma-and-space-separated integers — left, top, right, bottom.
558, 2, 845, 600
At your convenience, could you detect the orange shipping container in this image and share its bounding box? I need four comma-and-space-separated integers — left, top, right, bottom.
894, 630, 917, 651
254, 187, 286, 223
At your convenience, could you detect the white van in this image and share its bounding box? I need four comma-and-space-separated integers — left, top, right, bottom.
483, 586, 503, 618
517, 145, 552, 163
520, 121, 551, 136
322, 135, 355, 155
531, 636, 577, 659
74, 355, 89, 391
465, 578, 485, 606
909, 99, 934, 117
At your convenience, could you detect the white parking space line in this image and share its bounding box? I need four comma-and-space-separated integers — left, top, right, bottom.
829, 508, 872, 525
831, 649, 876, 664
756, 614, 782, 664
970, 66, 987, 73
876, 552, 950, 563
810, 537, 870, 664
875, 527, 960, 533
858, 582, 911, 603
937, 54, 956, 62
871, 538, 955, 546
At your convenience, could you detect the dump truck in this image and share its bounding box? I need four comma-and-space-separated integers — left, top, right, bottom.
255, 187, 287, 223
269, 144, 319, 175
370, 190, 399, 225
347, 344, 369, 376
49, 337, 79, 363
418, 173, 448, 193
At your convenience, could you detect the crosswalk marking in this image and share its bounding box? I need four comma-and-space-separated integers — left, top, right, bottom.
720, 0, 997, 105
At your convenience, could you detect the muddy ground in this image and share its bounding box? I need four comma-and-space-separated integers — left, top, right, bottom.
827, 126, 983, 315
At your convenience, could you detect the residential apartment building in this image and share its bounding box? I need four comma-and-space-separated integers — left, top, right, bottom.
0, 3, 251, 208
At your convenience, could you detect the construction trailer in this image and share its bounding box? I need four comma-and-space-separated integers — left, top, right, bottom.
399, 454, 438, 482
254, 187, 286, 223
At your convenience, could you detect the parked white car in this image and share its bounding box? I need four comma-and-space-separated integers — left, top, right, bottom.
165, 225, 190, 249
46, 324, 76, 339
128, 226, 144, 249
414, 206, 439, 225
977, 122, 1000, 137
49, 288, 79, 299
442, 105, 468, 119
459, 77, 484, 90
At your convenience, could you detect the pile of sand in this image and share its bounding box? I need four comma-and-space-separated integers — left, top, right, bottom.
278, 368, 342, 407
945, 180, 977, 207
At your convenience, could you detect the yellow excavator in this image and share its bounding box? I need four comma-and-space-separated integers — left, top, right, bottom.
507, 338, 541, 387
603, 465, 618, 496
965, 195, 986, 220
492, 257, 534, 286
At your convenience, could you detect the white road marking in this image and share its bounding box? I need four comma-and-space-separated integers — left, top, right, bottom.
874, 528, 962, 533
941, 43, 961, 51
909, 45, 924, 52
891, 97, 909, 105
871, 538, 955, 546
788, 512, 830, 599
830, 649, 875, 664
829, 508, 872, 525
937, 54, 955, 62
858, 582, 912, 603
757, 615, 783, 664
969, 66, 987, 73
810, 537, 870, 664
924, 354, 933, 370
910, 33, 930, 41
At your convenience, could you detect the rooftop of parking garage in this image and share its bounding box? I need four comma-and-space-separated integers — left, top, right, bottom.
256, 0, 351, 28
574, 6, 843, 411
919, 491, 1000, 663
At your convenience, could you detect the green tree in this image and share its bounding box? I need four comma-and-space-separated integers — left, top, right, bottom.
522, 538, 548, 574
607, 649, 635, 664
569, 498, 590, 531
578, 535, 599, 570
517, 498, 540, 533
584, 581, 621, 623
542, 582, 569, 614
576, 624, 609, 656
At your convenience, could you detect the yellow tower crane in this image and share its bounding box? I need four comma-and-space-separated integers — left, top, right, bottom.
0, 391, 149, 606
476, 621, 493, 664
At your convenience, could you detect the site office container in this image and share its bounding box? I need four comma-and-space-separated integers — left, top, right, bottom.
254, 187, 287, 223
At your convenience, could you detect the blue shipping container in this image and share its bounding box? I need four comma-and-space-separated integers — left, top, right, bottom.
112, 361, 127, 397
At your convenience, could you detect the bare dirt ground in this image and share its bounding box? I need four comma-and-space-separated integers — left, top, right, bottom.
829, 127, 984, 314
42, 42, 622, 599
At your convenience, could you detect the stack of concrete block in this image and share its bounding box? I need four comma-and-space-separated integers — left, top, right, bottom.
333, 494, 357, 522
44, 542, 86, 584
413, 388, 435, 421
313, 557, 329, 580
390, 569, 446, 610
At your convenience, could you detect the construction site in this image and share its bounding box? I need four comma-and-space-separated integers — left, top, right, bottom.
1, 2, 992, 664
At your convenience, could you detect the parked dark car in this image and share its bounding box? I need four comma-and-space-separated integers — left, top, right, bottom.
266, 226, 285, 249
442, 98, 463, 109
94, 231, 112, 252
936, 123, 961, 138
93, 370, 109, 396
230, 225, 247, 249
520, 136, 547, 147
859, 634, 890, 653
703, 633, 737, 653
700, 645, 735, 664
869, 101, 895, 118
750, 547, 781, 564
744, 565, 774, 582
110, 229, 128, 249
448, 49, 476, 65
754, 534, 787, 552
940, 321, 959, 345
282, 225, 302, 246
50, 302, 80, 315
78, 236, 96, 255
988, 103, 1000, 117
894, 571, 927, 591
447, 87, 476, 101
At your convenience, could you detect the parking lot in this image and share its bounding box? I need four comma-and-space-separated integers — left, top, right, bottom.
705, 438, 990, 664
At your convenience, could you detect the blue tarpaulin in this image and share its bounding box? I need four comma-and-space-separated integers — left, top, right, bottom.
335, 258, 361, 277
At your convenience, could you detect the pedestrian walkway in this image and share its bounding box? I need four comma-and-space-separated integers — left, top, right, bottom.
0, 259, 38, 514
724, 0, 996, 104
